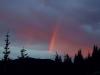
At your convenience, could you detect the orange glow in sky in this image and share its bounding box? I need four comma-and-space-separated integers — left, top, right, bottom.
49, 25, 59, 53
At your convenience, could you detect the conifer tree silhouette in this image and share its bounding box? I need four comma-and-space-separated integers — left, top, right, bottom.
92, 45, 99, 57
3, 32, 10, 62
92, 45, 100, 64
55, 52, 62, 63
19, 48, 28, 59
74, 50, 84, 64
64, 54, 72, 64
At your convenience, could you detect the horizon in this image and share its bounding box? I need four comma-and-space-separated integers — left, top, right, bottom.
0, 33, 96, 59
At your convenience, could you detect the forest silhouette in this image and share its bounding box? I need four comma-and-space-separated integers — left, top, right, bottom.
0, 33, 100, 75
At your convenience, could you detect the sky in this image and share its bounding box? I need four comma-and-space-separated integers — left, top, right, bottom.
0, 0, 100, 58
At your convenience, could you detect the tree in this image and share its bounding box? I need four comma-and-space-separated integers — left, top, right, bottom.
3, 32, 10, 61
19, 48, 28, 59
64, 54, 72, 64
74, 50, 84, 64
91, 45, 100, 64
92, 45, 99, 57
55, 52, 62, 63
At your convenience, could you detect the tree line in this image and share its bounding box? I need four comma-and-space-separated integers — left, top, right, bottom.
0, 32, 100, 75
1, 32, 100, 65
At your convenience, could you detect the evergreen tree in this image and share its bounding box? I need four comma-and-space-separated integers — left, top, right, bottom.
3, 32, 10, 61
55, 52, 62, 63
64, 54, 72, 64
74, 50, 84, 64
92, 45, 100, 64
19, 48, 28, 59
92, 45, 99, 58
92, 45, 99, 57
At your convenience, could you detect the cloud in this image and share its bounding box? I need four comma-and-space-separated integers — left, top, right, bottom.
0, 0, 100, 57
82, 25, 100, 34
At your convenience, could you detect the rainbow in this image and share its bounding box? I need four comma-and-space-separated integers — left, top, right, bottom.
49, 25, 59, 53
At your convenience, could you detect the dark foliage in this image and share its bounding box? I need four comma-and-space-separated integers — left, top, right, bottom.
55, 52, 62, 63
18, 48, 28, 59
74, 50, 84, 64
64, 54, 72, 64
3, 32, 10, 62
